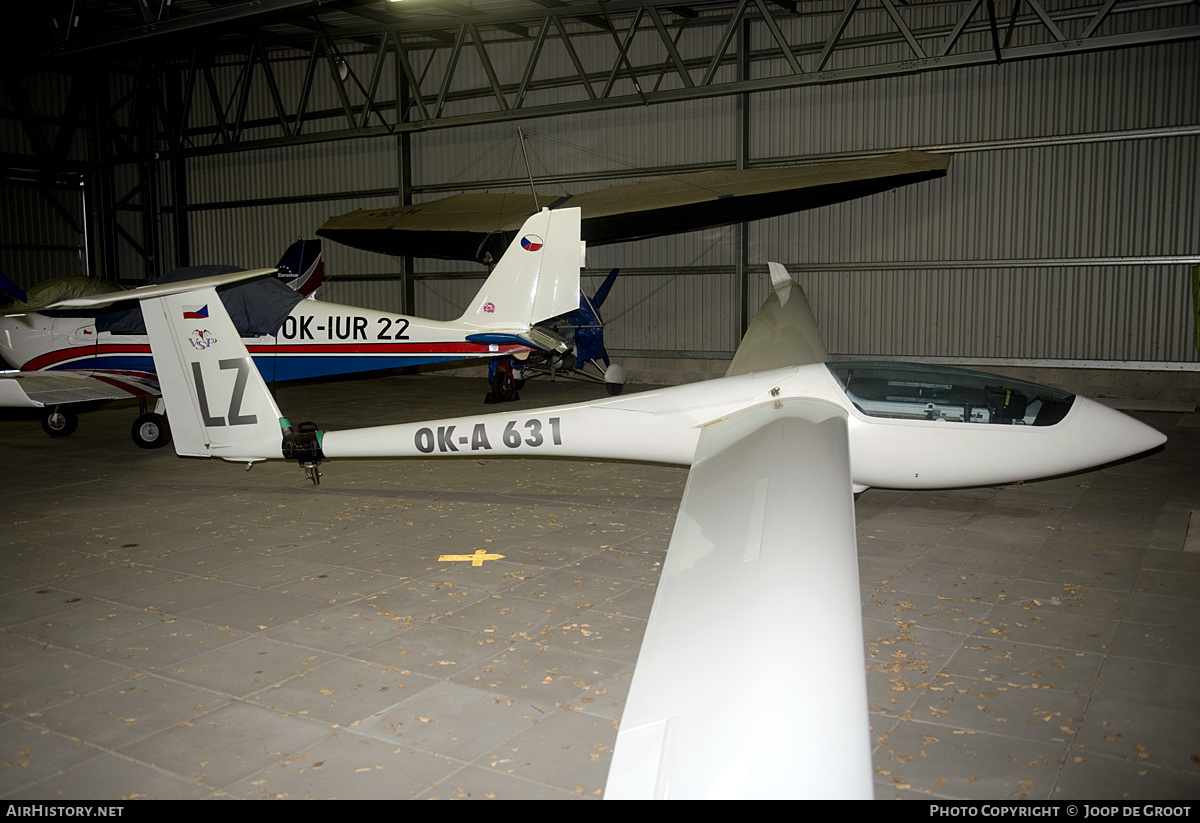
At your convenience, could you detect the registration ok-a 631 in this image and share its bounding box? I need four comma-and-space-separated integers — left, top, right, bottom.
414, 417, 563, 454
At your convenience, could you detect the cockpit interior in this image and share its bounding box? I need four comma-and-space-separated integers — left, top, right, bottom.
826, 362, 1075, 426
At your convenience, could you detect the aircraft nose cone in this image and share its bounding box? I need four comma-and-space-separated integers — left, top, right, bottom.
1070, 395, 1166, 465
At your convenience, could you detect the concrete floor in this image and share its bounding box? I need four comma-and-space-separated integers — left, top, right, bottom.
1, 372, 1197, 800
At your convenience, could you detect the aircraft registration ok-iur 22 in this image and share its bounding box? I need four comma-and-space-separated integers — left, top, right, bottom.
54, 205, 1166, 799
0, 208, 585, 446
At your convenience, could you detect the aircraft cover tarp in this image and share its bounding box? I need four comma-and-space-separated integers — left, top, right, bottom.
318, 150, 950, 262
97, 266, 302, 336
1, 277, 126, 315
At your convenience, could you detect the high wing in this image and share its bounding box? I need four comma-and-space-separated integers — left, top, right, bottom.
604, 397, 871, 799
317, 151, 950, 263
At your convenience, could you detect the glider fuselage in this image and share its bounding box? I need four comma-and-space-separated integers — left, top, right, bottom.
318, 361, 1163, 491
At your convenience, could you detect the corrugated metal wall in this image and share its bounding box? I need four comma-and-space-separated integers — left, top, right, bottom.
186, 138, 408, 307
0, 182, 86, 286
159, 34, 1200, 368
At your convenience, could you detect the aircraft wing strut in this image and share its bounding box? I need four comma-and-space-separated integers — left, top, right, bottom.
605, 397, 873, 799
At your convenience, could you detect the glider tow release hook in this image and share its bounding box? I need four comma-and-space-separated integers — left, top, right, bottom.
281, 420, 326, 486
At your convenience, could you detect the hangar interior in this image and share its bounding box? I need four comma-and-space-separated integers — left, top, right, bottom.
1, 0, 1199, 801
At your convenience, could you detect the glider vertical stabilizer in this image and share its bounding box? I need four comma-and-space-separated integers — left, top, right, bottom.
725, 262, 829, 377
52, 269, 286, 463
139, 284, 284, 462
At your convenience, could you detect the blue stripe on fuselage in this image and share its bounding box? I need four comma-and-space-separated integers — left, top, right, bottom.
47, 353, 483, 383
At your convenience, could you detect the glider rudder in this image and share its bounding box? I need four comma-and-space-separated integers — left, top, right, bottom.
52, 270, 287, 464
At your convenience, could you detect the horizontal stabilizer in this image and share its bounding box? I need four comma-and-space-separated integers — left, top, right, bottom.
465, 327, 569, 353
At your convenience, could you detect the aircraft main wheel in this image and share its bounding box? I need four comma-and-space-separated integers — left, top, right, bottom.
41, 407, 78, 437
132, 413, 171, 449
606, 382, 624, 396
486, 360, 520, 404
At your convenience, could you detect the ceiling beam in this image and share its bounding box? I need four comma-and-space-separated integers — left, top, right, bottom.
40, 0, 327, 60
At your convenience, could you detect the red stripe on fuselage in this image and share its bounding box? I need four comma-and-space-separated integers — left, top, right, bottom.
246, 342, 529, 355
22, 344, 151, 372
21, 341, 528, 371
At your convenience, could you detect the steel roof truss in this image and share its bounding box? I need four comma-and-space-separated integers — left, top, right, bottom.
879, 0, 929, 60
516, 17, 553, 109
647, 6, 695, 88
701, 0, 749, 86
752, 0, 803, 74
394, 33, 432, 123
552, 14, 598, 100
600, 3, 648, 101
467, 22, 511, 111
435, 26, 468, 120
254, 43, 294, 139
816, 0, 864, 72
293, 41, 320, 137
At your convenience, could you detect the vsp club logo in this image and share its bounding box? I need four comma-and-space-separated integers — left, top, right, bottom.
520, 235, 543, 252
189, 329, 217, 350
482, 302, 495, 314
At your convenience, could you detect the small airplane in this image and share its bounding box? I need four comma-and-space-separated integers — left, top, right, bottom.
0, 209, 583, 447
55, 256, 1165, 798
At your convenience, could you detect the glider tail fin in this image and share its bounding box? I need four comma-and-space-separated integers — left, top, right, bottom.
138, 283, 287, 463
52, 270, 287, 463
725, 262, 830, 378
458, 207, 583, 331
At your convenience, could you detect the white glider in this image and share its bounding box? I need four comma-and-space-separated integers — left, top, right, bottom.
61, 248, 1166, 799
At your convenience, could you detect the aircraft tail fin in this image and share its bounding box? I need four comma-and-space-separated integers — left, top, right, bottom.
459, 207, 583, 331
592, 267, 620, 309
53, 270, 286, 463
725, 263, 829, 378
0, 271, 28, 305
275, 238, 325, 297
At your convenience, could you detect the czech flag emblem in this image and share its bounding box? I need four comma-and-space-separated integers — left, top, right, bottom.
520, 235, 543, 252
183, 304, 209, 319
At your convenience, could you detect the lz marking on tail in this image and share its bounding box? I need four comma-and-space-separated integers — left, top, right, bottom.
6, 209, 585, 446
70, 258, 1165, 799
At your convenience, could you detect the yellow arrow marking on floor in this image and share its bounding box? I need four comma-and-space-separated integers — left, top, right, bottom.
439, 550, 505, 566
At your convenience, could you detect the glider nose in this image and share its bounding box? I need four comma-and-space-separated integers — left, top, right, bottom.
1067, 395, 1166, 465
